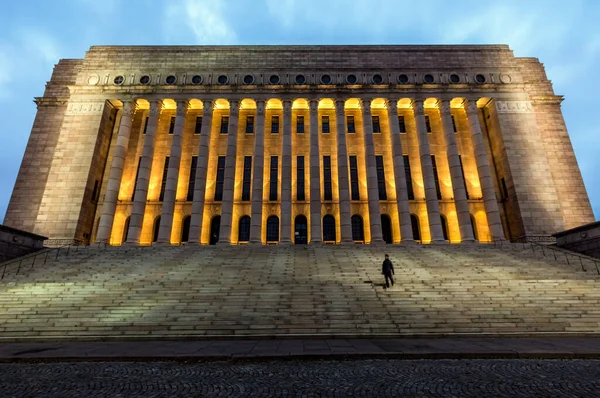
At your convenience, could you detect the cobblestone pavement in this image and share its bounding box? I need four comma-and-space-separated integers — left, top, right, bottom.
1, 359, 600, 397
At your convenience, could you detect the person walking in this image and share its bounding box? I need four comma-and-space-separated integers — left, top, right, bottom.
382, 254, 394, 289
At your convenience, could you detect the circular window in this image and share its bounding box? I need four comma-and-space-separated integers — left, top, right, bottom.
346, 74, 358, 84
475, 74, 486, 84
295, 74, 306, 85
165, 75, 177, 85
372, 74, 383, 84
243, 74, 254, 85
191, 75, 203, 85
140, 75, 150, 85
397, 74, 409, 84
449, 74, 460, 84
423, 74, 435, 84
320, 74, 332, 84
269, 75, 280, 85
113, 75, 124, 85
217, 75, 228, 85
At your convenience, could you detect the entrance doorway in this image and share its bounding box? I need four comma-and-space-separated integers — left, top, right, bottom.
381, 214, 393, 244
210, 215, 221, 245
295, 215, 308, 244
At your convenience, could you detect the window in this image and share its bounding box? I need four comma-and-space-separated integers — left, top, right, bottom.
347, 115, 355, 134
376, 155, 387, 200
131, 157, 142, 201
220, 116, 229, 134
122, 216, 131, 243
181, 216, 191, 243
214, 156, 226, 201
142, 116, 149, 135
431, 155, 441, 200
372, 116, 381, 133
238, 216, 251, 242
323, 156, 333, 201
349, 155, 360, 200
242, 156, 252, 201
451, 115, 457, 133
459, 155, 469, 200
323, 215, 336, 241
398, 115, 406, 133
470, 214, 478, 241
245, 115, 254, 134
153, 216, 161, 243
410, 214, 421, 241
191, 75, 203, 85
269, 156, 278, 201
266, 215, 279, 242
351, 215, 364, 241
166, 75, 177, 85
168, 116, 176, 135
295, 74, 306, 84
194, 116, 203, 135
159, 156, 170, 201
403, 155, 414, 200
297, 156, 305, 201
424, 74, 435, 84
441, 215, 449, 241
501, 177, 509, 201
187, 156, 197, 201
296, 115, 304, 134
425, 115, 432, 133
91, 180, 99, 202
271, 115, 279, 134
217, 75, 228, 85
321, 115, 330, 133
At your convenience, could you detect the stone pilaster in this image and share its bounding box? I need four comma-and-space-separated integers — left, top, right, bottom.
309, 99, 322, 244
249, 100, 266, 244
280, 99, 293, 244
335, 99, 354, 243
218, 100, 240, 245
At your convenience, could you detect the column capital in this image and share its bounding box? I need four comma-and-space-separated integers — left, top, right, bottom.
411, 99, 425, 116
148, 99, 164, 116
176, 99, 190, 116
386, 99, 398, 115
282, 99, 292, 113
121, 100, 138, 117
229, 100, 240, 113
438, 99, 452, 115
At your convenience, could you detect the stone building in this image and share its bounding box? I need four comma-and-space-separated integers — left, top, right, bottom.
3, 45, 594, 245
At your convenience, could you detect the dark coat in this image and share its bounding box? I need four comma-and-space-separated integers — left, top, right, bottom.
382, 258, 394, 275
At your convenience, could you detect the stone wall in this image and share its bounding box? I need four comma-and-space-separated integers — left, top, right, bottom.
0, 224, 47, 262
554, 222, 600, 259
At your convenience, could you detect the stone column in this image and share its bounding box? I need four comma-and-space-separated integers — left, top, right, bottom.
126, 99, 162, 245
309, 99, 322, 243
413, 99, 445, 243
280, 99, 293, 244
386, 99, 413, 243
465, 99, 505, 241
335, 99, 354, 243
188, 100, 214, 244
360, 98, 384, 244
95, 100, 137, 245
249, 100, 266, 244
218, 100, 240, 245
439, 100, 475, 243
156, 100, 188, 244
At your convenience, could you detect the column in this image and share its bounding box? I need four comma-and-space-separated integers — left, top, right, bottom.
465, 99, 505, 241
280, 99, 293, 244
360, 98, 384, 244
309, 99, 322, 243
95, 100, 137, 245
218, 100, 240, 244
156, 100, 188, 244
413, 99, 445, 243
335, 99, 354, 243
188, 100, 214, 244
126, 99, 162, 245
249, 100, 266, 244
386, 99, 413, 243
439, 100, 475, 243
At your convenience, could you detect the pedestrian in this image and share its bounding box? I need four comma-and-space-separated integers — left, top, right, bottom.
382, 254, 394, 289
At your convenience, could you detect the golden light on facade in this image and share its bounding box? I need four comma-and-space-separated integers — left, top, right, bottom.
344, 98, 361, 109
293, 98, 308, 109
240, 98, 256, 109
161, 98, 176, 109
318, 98, 334, 109
135, 98, 150, 110
266, 98, 282, 109
371, 98, 387, 109
214, 98, 230, 109
188, 98, 203, 109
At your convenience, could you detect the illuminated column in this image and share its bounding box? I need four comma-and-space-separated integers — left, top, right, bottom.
335, 99, 354, 243
309, 99, 322, 243
249, 100, 266, 244
439, 100, 475, 243
126, 99, 163, 245
465, 99, 505, 241
280, 99, 293, 244
360, 98, 384, 244
189, 100, 214, 244
156, 100, 189, 244
413, 99, 445, 243
218, 100, 240, 244
386, 99, 413, 243
95, 100, 137, 245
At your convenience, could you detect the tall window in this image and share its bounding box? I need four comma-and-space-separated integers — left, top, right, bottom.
159, 157, 170, 201
297, 156, 305, 201
131, 157, 142, 201
349, 155, 360, 200
451, 115, 457, 133
431, 155, 442, 199
242, 156, 252, 201
376, 155, 387, 200
269, 156, 278, 201
296, 115, 304, 133
245, 115, 254, 134
91, 180, 99, 202
347, 115, 355, 134
351, 215, 364, 241
220, 116, 229, 134
142, 116, 149, 135
214, 156, 226, 201
187, 156, 198, 201
323, 156, 333, 201
425, 115, 432, 133
398, 115, 406, 133
153, 216, 161, 243
403, 155, 414, 200
194, 116, 203, 135
500, 177, 509, 201
266, 215, 279, 242
181, 216, 191, 243
271, 115, 279, 134
323, 215, 336, 241
410, 214, 421, 241
372, 116, 381, 133
459, 155, 469, 200
321, 115, 330, 133
168, 116, 176, 135
238, 216, 251, 242
441, 215, 449, 241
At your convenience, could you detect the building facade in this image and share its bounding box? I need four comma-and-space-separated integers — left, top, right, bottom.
4, 45, 594, 245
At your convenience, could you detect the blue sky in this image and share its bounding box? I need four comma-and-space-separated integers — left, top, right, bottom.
0, 0, 599, 223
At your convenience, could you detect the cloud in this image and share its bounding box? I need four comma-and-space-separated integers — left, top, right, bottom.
165, 0, 236, 44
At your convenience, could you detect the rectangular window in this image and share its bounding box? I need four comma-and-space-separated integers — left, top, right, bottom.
194, 116, 203, 135
187, 156, 198, 201
296, 115, 305, 134
214, 156, 226, 201
91, 180, 99, 202
372, 116, 381, 133
220, 116, 229, 134
431, 155, 441, 200
398, 115, 406, 133
242, 156, 252, 201
159, 156, 170, 201
245, 115, 254, 134
403, 155, 415, 200
142, 116, 149, 135
271, 115, 279, 134
347, 115, 355, 134
168, 116, 176, 135
269, 156, 278, 201
349, 155, 360, 200
131, 156, 142, 201
451, 115, 457, 133
297, 156, 305, 201
376, 155, 387, 200
501, 177, 509, 201
322, 115, 330, 133
425, 115, 432, 133
323, 156, 332, 201
458, 155, 469, 200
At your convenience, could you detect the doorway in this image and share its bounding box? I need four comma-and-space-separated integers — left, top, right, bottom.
381, 214, 393, 244
295, 215, 308, 244
210, 215, 221, 245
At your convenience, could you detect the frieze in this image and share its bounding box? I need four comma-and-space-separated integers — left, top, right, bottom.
495, 100, 533, 113
66, 101, 105, 115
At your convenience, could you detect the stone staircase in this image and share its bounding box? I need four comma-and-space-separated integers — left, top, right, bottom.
1, 243, 600, 341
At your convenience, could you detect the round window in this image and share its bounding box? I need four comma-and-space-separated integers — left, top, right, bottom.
397, 74, 409, 84
269, 75, 280, 85
295, 74, 306, 84
475, 74, 486, 84
113, 75, 124, 85
372, 74, 383, 84
320, 74, 332, 84
346, 74, 358, 84
449, 74, 460, 84
243, 75, 254, 85
217, 75, 228, 85
191, 75, 203, 85
165, 75, 177, 85
140, 75, 150, 85
423, 74, 435, 84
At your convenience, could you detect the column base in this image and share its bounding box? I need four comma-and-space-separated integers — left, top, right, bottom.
121, 241, 142, 247
399, 239, 416, 245
429, 239, 448, 245
153, 241, 172, 247
460, 239, 479, 245
215, 241, 232, 247
279, 240, 293, 246
339, 240, 355, 246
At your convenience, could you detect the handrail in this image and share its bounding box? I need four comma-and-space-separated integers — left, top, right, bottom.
1, 241, 84, 280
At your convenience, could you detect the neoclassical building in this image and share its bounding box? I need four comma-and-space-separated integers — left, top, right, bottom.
4, 45, 594, 245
